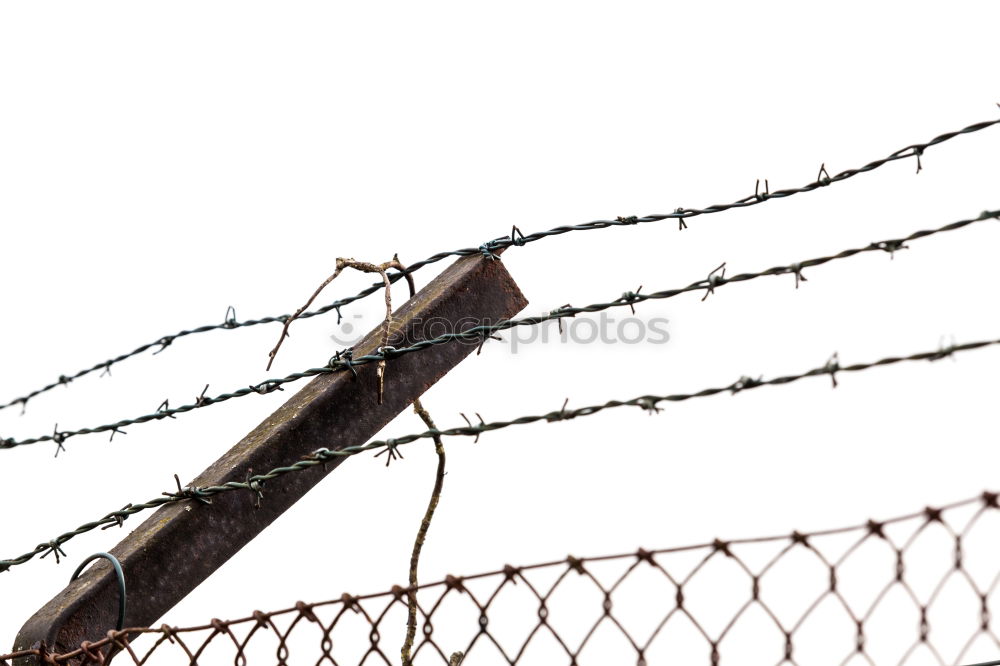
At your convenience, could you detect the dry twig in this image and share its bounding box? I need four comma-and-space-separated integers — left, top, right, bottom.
401, 399, 449, 666
267, 255, 415, 403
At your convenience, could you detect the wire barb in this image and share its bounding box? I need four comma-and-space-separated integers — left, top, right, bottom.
194, 384, 211, 407
869, 239, 909, 259
755, 178, 770, 202
245, 470, 265, 509
222, 306, 238, 329
460, 413, 486, 443
702, 263, 727, 301
552, 304, 575, 335
40, 540, 67, 565
52, 425, 67, 458
788, 263, 807, 289
476, 332, 502, 356
156, 399, 177, 420
329, 348, 358, 381
101, 505, 133, 531
637, 397, 662, 414
675, 208, 688, 230
817, 163, 831, 186
374, 439, 404, 467
730, 375, 764, 394
479, 239, 503, 260
547, 398, 572, 422
929, 335, 958, 362
249, 381, 284, 395
510, 225, 526, 247
825, 352, 840, 388
308, 447, 333, 472
618, 286, 643, 315
163, 474, 213, 505
152, 336, 174, 356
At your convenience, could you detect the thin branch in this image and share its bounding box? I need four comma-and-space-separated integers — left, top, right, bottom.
266, 261, 349, 371
267, 255, 415, 404
401, 398, 448, 666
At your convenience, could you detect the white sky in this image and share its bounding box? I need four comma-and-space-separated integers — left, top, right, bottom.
2, 2, 999, 664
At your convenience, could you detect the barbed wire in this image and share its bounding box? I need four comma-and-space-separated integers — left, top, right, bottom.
3, 489, 999, 665
3, 331, 998, 575
3, 115, 998, 417
2, 208, 996, 456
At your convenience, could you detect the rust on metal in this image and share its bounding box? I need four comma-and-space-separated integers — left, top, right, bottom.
13, 253, 527, 663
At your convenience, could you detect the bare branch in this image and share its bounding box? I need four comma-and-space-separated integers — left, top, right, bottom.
401, 398, 447, 666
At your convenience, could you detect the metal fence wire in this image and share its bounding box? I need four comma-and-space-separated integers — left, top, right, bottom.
4, 113, 1000, 666
4, 115, 997, 418
5, 491, 1000, 666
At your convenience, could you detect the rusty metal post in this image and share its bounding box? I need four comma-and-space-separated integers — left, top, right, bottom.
12, 253, 527, 662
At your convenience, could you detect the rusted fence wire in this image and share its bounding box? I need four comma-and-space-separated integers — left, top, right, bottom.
2, 207, 998, 457
3, 331, 999, 576
4, 490, 999, 665
2, 114, 997, 417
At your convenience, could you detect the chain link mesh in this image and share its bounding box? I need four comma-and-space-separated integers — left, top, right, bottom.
5, 491, 1000, 665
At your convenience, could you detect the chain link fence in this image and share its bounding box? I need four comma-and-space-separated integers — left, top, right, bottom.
5, 491, 999, 665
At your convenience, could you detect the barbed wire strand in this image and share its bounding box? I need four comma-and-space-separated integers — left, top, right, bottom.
2, 332, 998, 575
3, 115, 998, 416
2, 208, 996, 456
2, 489, 997, 665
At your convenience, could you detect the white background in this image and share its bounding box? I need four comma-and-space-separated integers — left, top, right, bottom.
1, 2, 999, 663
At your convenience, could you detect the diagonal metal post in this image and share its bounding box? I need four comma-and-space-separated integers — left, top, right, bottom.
12, 252, 527, 662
